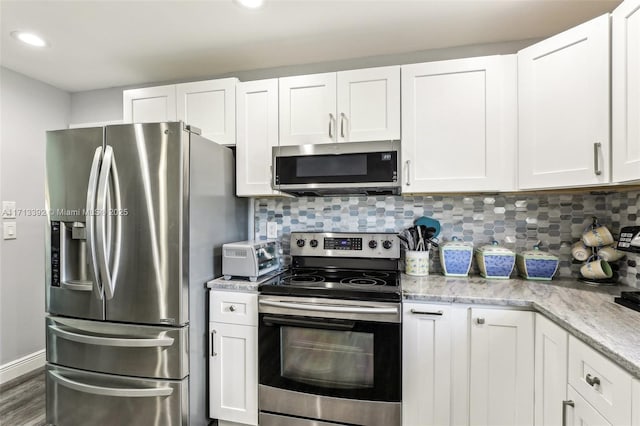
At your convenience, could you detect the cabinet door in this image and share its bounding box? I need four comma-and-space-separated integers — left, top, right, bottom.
401, 55, 516, 192
469, 309, 534, 426
518, 14, 610, 189
279, 73, 337, 145
566, 386, 612, 426
535, 314, 568, 426
336, 66, 400, 143
176, 78, 237, 145
612, 0, 640, 183
123, 85, 176, 123
236, 79, 281, 196
633, 379, 640, 426
402, 303, 451, 426
209, 321, 258, 426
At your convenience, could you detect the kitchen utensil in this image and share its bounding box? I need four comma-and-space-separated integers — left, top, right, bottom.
405, 250, 429, 276
516, 245, 559, 281
571, 241, 590, 261
439, 237, 473, 277
597, 245, 626, 262
582, 225, 614, 247
475, 241, 515, 279
414, 217, 441, 238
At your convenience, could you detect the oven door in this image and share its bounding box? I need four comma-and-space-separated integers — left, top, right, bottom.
258, 296, 401, 403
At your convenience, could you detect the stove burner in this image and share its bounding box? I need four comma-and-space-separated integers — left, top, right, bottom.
283, 275, 326, 284
339, 277, 386, 287
363, 271, 390, 279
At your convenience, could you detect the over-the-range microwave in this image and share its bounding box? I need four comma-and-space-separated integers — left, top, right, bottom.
272, 140, 401, 196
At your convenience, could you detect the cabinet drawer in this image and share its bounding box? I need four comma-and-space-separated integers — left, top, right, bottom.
568, 336, 632, 425
209, 290, 257, 326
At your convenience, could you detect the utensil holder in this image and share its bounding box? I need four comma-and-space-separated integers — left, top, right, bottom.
405, 250, 429, 276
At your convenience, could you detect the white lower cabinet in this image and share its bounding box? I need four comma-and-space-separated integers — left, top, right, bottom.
469, 308, 534, 426
534, 314, 568, 426
208, 291, 258, 426
402, 302, 452, 426
566, 386, 612, 426
567, 336, 632, 426
633, 379, 640, 426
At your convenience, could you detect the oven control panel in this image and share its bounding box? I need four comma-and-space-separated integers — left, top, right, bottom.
290, 232, 400, 259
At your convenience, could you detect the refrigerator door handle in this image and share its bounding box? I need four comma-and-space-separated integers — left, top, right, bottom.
96, 145, 122, 300
49, 325, 175, 347
86, 146, 103, 299
49, 371, 173, 397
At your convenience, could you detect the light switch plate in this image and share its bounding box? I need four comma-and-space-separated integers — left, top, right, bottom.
267, 222, 278, 239
3, 222, 17, 240
2, 201, 16, 219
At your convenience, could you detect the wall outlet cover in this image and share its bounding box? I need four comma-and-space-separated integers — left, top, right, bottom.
267, 222, 278, 239
2, 201, 16, 219
3, 222, 17, 240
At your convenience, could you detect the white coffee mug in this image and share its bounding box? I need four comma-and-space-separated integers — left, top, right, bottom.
582, 226, 614, 247
405, 250, 429, 276
598, 245, 626, 262
571, 241, 590, 261
580, 259, 613, 280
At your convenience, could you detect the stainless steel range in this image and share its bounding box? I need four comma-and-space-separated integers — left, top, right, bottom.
258, 232, 402, 426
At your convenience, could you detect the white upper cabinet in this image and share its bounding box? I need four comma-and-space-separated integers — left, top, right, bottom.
236, 79, 281, 197
279, 73, 337, 145
123, 85, 177, 123
123, 78, 237, 145
176, 78, 237, 145
402, 55, 516, 193
612, 0, 640, 183
518, 14, 611, 189
336, 66, 400, 142
279, 66, 400, 146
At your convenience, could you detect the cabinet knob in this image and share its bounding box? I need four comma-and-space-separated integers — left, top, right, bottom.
476, 317, 485, 325
229, 305, 236, 312
585, 373, 601, 387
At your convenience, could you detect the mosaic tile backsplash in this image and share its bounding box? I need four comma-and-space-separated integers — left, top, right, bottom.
254, 189, 640, 287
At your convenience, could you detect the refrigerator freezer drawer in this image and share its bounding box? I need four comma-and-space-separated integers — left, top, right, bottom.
46, 316, 188, 380
46, 364, 188, 426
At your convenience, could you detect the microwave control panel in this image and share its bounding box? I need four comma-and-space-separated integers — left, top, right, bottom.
617, 226, 640, 253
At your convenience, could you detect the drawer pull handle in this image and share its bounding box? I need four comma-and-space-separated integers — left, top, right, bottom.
229, 305, 236, 312
410, 309, 443, 316
585, 374, 601, 387
562, 400, 574, 426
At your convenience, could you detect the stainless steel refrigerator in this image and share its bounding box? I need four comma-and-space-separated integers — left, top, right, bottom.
44, 122, 247, 426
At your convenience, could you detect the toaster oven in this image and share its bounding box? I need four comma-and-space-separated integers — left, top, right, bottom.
222, 240, 281, 281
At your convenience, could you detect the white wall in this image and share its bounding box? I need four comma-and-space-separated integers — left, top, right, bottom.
70, 39, 538, 124
0, 67, 70, 367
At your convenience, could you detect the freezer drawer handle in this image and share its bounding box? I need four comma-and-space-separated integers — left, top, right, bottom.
60, 281, 93, 292
50, 371, 173, 397
49, 325, 174, 347
259, 299, 398, 314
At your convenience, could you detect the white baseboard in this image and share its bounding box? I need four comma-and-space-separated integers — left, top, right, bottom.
0, 349, 46, 384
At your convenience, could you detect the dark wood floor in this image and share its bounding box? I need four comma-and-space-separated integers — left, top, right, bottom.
0, 368, 46, 426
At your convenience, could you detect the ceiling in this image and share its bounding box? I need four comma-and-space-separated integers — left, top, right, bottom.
0, 0, 621, 93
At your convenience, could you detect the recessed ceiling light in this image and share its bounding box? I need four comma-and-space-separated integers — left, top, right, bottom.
235, 0, 264, 9
10, 31, 48, 48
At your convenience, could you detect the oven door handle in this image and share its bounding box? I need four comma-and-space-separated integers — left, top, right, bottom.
259, 299, 398, 315
262, 315, 355, 331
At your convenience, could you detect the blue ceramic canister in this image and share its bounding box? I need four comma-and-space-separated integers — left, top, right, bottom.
516, 245, 559, 281
439, 237, 473, 277
475, 241, 515, 279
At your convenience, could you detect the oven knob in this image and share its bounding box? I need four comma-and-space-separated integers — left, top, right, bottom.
382, 240, 393, 250
309, 239, 318, 248
296, 239, 305, 248
368, 240, 378, 249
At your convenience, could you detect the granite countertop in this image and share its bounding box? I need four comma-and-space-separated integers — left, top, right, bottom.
206, 269, 286, 292
402, 274, 640, 379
